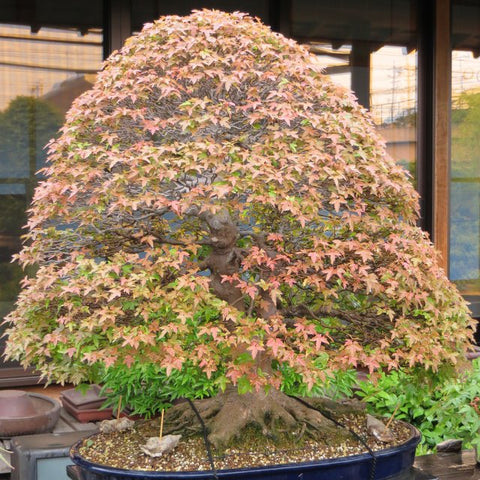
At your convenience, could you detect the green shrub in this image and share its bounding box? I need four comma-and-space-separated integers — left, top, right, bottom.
100, 360, 224, 418
357, 360, 480, 454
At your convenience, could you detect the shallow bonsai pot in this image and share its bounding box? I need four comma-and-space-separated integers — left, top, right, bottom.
0, 390, 61, 437
61, 385, 108, 410
61, 396, 114, 423
69, 422, 421, 480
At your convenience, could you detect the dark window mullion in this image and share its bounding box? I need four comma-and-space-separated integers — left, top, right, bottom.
103, 0, 132, 59
416, 0, 435, 236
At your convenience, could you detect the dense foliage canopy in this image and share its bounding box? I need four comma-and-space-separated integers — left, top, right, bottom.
4, 10, 475, 396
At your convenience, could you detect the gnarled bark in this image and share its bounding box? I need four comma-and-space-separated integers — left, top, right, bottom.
165, 388, 363, 449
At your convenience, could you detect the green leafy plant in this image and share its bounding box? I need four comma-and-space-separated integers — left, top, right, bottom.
101, 361, 223, 417
357, 360, 480, 454
3, 10, 475, 449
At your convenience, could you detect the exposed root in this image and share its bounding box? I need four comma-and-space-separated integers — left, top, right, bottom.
164, 388, 358, 449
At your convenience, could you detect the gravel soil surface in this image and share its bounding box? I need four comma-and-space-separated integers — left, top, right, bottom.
77, 415, 413, 473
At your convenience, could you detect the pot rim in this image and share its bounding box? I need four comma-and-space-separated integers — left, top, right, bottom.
0, 392, 61, 420
70, 420, 421, 478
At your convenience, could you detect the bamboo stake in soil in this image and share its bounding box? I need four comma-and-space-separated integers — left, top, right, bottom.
159, 409, 165, 440
385, 403, 401, 430
116, 396, 122, 419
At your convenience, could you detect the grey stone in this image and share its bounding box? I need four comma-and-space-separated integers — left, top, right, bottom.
436, 439, 463, 453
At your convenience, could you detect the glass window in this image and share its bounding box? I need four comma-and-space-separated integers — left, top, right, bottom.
293, 0, 418, 182
451, 0, 480, 316
131, 0, 270, 33
0, 1, 103, 372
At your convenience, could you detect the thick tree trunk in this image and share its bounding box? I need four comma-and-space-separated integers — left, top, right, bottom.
201, 209, 246, 313
164, 388, 363, 449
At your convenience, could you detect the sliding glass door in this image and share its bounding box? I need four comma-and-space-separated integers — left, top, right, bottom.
0, 0, 103, 383
451, 0, 480, 317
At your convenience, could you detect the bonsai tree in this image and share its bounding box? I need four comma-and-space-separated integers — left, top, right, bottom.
4, 10, 475, 449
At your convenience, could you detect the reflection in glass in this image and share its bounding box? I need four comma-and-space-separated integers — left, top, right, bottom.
293, 0, 417, 179
132, 0, 269, 31
0, 96, 62, 182
0, 24, 103, 364
450, 51, 480, 309
372, 46, 417, 181
309, 43, 417, 182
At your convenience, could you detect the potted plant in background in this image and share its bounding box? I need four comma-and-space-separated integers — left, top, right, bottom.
3, 9, 475, 480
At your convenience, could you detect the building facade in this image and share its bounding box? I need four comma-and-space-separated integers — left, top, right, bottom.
0, 0, 478, 384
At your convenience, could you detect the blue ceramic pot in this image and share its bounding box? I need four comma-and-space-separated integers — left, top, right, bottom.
69, 423, 420, 480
